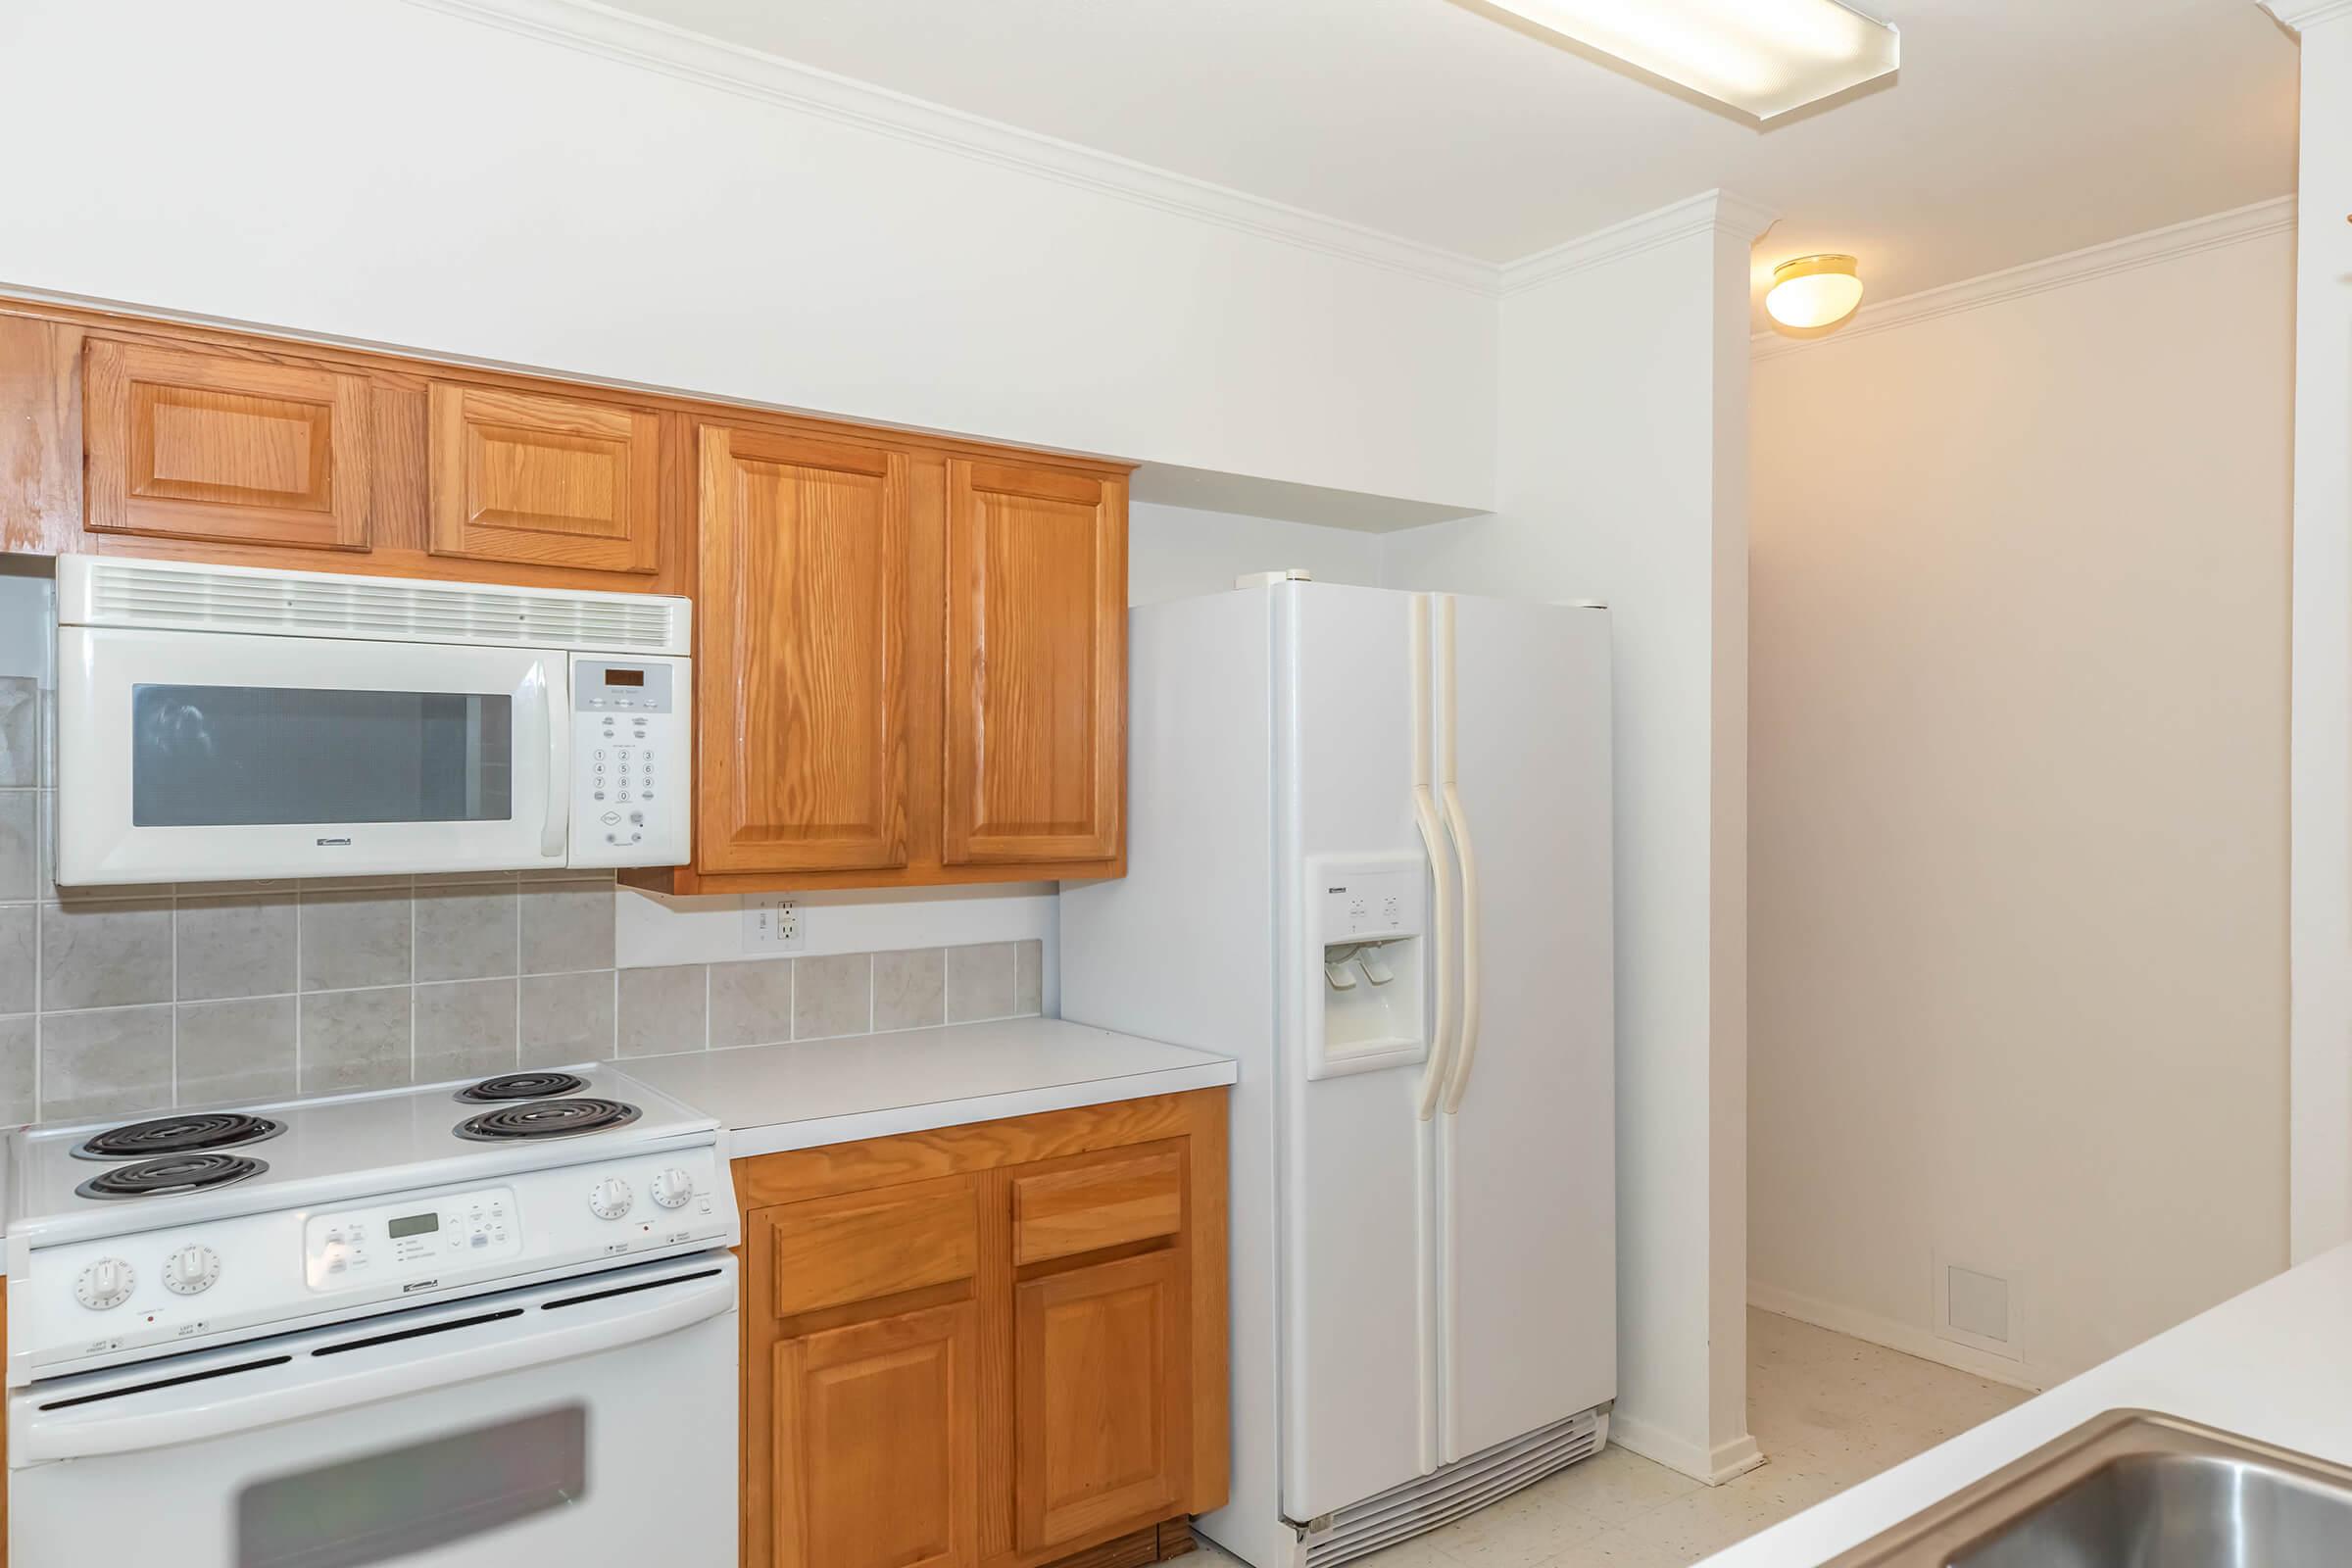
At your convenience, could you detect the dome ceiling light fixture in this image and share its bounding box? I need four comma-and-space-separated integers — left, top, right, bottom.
1765, 254, 1866, 332
1475, 0, 1899, 122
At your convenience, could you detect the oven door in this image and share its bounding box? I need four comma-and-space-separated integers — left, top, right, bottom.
11, 1254, 736, 1567
57, 626, 570, 886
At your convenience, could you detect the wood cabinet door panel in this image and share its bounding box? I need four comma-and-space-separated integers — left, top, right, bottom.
774, 1301, 979, 1568
1014, 1250, 1189, 1553
85, 338, 370, 550
761, 1175, 979, 1319
700, 424, 931, 874
944, 460, 1124, 865
430, 383, 661, 573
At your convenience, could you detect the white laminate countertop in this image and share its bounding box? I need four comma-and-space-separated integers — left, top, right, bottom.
1702, 1241, 2352, 1564
619, 1016, 1239, 1159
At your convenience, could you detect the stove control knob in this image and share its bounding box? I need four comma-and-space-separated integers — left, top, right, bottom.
163, 1245, 220, 1297
651, 1168, 695, 1210
588, 1176, 634, 1220
75, 1257, 135, 1311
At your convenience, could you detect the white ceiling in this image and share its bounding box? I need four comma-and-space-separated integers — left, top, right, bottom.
595, 0, 2297, 318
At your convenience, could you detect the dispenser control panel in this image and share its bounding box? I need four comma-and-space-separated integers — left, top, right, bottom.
1318, 866, 1424, 942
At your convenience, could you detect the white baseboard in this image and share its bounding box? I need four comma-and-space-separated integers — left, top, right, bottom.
1609, 1411, 1766, 1485
1748, 1279, 2050, 1394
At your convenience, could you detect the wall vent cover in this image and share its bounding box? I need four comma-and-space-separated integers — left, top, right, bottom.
60, 557, 688, 655
1934, 1250, 2022, 1362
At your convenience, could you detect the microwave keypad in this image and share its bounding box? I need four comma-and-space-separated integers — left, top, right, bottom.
570, 659, 687, 867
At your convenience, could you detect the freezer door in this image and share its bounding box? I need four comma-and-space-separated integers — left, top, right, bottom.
1275, 583, 1440, 1523
1434, 596, 1616, 1463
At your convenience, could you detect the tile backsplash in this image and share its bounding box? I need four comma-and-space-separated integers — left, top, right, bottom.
0, 570, 1046, 1125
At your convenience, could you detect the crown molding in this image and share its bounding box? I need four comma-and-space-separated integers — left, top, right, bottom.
1500, 189, 1781, 296
399, 0, 1499, 295
2261, 0, 2352, 32
1751, 194, 2296, 361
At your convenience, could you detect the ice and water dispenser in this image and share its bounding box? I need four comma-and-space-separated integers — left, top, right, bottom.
1303, 852, 1429, 1079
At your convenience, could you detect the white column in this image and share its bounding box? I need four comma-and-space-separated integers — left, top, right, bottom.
1382, 189, 1774, 1480
2267, 0, 2352, 1260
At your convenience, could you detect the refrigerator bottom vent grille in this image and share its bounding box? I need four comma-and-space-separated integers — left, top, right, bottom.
1301, 1409, 1608, 1568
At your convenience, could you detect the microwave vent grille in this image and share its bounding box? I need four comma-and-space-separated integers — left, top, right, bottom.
79, 563, 684, 653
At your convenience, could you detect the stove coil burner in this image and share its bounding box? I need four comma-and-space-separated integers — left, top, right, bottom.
454, 1098, 642, 1143
456, 1071, 591, 1104
75, 1153, 270, 1200
74, 1112, 286, 1162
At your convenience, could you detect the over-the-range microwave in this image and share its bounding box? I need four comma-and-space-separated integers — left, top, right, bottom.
54, 555, 692, 887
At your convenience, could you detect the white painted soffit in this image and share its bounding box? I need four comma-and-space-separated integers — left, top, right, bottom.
406, 0, 1778, 302
1749, 195, 2296, 360
2261, 0, 2352, 32
401, 0, 1496, 294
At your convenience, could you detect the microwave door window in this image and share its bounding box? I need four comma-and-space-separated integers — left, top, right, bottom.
129, 685, 515, 827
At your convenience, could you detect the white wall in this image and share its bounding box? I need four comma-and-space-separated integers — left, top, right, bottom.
2279, 8, 2352, 1263
0, 0, 1495, 515
1128, 502, 1386, 604
1384, 194, 1767, 1481
1747, 219, 2294, 1388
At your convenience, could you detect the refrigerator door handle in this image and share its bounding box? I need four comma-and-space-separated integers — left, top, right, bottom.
1412, 597, 1456, 1121
1440, 779, 1482, 1113
1436, 595, 1483, 1114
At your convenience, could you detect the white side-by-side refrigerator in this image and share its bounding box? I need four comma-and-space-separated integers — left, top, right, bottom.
1061, 579, 1615, 1568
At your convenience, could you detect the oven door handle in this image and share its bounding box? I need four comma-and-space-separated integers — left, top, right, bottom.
14, 1265, 734, 1463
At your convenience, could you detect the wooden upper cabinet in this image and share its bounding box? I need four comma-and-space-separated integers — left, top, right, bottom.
697, 423, 940, 875
84, 338, 371, 551
429, 383, 662, 574
944, 460, 1125, 867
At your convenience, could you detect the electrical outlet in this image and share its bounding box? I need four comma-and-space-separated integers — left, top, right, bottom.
741, 895, 806, 954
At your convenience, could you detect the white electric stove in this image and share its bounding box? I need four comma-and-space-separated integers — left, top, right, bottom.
5, 1064, 741, 1566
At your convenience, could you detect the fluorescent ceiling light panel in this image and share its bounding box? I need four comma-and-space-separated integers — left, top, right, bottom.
1482, 0, 1899, 121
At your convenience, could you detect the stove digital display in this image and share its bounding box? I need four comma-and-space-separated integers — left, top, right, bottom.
388, 1212, 440, 1240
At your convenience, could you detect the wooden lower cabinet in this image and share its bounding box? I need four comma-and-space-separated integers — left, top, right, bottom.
1015, 1250, 1189, 1555
773, 1300, 981, 1568
739, 1090, 1227, 1568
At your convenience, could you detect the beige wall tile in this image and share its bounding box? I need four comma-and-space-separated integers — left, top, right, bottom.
1014, 938, 1044, 1016
0, 1014, 33, 1125
41, 1004, 173, 1119
415, 885, 518, 982
416, 978, 519, 1082
0, 906, 28, 1015
175, 895, 296, 1002
521, 884, 614, 975
520, 972, 615, 1066
301, 987, 413, 1093
0, 677, 34, 790
300, 891, 412, 992
874, 949, 945, 1033
176, 996, 297, 1104
0, 791, 33, 902
793, 954, 870, 1041
946, 943, 1015, 1023
618, 964, 706, 1056
41, 899, 172, 1010
710, 959, 794, 1049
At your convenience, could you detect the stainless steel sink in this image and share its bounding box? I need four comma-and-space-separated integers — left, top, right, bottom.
1826, 1410, 2352, 1566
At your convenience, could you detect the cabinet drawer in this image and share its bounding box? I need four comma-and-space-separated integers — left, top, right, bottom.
1012, 1150, 1183, 1266
763, 1176, 978, 1318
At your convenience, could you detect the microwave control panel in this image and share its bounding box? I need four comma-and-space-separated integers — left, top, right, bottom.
570, 656, 691, 867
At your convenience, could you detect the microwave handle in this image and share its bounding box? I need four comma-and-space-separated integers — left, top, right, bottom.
521, 660, 567, 861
